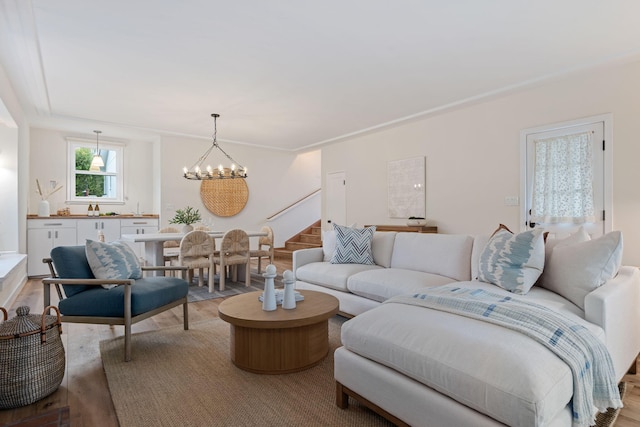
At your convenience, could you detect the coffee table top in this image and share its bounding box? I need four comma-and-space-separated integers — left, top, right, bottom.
218, 290, 339, 329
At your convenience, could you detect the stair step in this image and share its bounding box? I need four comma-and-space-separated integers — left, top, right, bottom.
300, 233, 321, 244
285, 241, 320, 251
310, 226, 322, 236
274, 248, 293, 260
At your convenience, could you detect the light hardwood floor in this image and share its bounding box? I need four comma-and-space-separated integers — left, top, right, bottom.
1, 258, 640, 426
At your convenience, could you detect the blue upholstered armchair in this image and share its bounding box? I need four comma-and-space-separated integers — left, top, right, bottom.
42, 245, 190, 361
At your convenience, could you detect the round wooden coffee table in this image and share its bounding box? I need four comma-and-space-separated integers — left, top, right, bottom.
218, 290, 339, 374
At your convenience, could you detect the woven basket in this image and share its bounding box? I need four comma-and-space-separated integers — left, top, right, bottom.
0, 306, 65, 409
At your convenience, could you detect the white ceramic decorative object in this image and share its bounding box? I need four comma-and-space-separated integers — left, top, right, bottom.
38, 200, 50, 217
407, 219, 428, 226
262, 264, 277, 311
182, 224, 194, 233
282, 270, 296, 309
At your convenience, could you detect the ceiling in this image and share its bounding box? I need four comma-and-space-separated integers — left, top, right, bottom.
1, 0, 640, 151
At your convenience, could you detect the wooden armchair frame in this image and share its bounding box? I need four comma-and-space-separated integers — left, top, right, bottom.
42, 258, 189, 361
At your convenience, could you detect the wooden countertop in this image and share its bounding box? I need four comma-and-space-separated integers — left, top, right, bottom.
27, 214, 159, 219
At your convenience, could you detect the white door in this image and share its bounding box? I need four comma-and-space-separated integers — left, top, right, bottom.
326, 172, 346, 231
522, 116, 610, 239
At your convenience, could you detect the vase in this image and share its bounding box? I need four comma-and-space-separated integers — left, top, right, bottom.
282, 270, 296, 309
262, 264, 277, 311
182, 225, 194, 233
38, 200, 50, 217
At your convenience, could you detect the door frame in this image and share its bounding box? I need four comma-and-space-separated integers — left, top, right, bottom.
519, 113, 613, 236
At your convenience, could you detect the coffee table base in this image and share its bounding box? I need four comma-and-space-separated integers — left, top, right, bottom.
229, 321, 330, 374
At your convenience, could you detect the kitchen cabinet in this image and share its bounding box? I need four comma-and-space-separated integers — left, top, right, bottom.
76, 218, 121, 244
120, 218, 159, 263
27, 219, 77, 276
27, 216, 160, 276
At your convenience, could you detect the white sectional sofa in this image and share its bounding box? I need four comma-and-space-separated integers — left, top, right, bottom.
293, 227, 640, 427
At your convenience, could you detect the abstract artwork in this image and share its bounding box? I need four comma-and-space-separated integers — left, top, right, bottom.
388, 156, 425, 218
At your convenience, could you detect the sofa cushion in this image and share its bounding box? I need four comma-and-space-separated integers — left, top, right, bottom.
58, 276, 188, 317
542, 231, 623, 310
347, 268, 455, 302
536, 227, 591, 288
390, 233, 473, 281
370, 231, 397, 268
330, 224, 376, 265
50, 245, 96, 297
477, 228, 545, 294
341, 281, 602, 427
322, 229, 337, 262
85, 239, 142, 289
295, 261, 383, 292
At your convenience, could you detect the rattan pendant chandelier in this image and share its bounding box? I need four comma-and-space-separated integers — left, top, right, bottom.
182, 113, 248, 180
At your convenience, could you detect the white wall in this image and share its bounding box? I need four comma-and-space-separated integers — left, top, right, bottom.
29, 128, 157, 216
0, 63, 28, 306
322, 57, 640, 265
161, 134, 321, 245
0, 122, 18, 252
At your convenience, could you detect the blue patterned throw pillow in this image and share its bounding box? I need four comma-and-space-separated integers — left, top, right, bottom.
330, 224, 376, 265
478, 227, 545, 294
85, 240, 142, 289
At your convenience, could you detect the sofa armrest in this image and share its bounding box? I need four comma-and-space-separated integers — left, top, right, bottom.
293, 248, 324, 275
584, 266, 640, 380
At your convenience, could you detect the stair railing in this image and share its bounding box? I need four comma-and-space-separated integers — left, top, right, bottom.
266, 188, 321, 221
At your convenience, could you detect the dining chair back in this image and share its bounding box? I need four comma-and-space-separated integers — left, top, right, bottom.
212, 229, 250, 292
178, 230, 215, 289
160, 226, 180, 267
249, 226, 274, 273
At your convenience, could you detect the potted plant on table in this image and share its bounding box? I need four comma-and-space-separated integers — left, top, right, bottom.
169, 206, 202, 233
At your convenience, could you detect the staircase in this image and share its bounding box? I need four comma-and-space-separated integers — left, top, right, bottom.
274, 220, 322, 261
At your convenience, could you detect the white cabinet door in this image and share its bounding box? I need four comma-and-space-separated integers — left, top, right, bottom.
27, 221, 77, 276
76, 219, 120, 244
120, 218, 159, 263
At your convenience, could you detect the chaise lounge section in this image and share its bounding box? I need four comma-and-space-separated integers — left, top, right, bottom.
293, 226, 640, 426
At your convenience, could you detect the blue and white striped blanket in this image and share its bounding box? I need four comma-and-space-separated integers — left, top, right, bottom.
387, 286, 622, 427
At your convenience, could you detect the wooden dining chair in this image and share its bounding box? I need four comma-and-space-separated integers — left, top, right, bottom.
160, 226, 181, 268
212, 229, 250, 292
177, 230, 215, 289
249, 226, 274, 274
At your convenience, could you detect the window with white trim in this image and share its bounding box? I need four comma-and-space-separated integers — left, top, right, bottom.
67, 137, 124, 204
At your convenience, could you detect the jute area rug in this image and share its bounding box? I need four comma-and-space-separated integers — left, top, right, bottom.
100, 316, 392, 427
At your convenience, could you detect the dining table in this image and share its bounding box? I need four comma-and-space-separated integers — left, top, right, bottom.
120, 230, 268, 274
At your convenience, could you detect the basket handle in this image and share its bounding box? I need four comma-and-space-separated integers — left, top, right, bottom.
0, 307, 6, 322
41, 305, 62, 344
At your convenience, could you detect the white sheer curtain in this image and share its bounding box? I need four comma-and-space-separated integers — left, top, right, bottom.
531, 131, 595, 224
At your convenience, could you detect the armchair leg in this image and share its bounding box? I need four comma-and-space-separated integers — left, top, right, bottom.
124, 284, 132, 362
257, 257, 262, 274
219, 263, 226, 291
183, 301, 189, 330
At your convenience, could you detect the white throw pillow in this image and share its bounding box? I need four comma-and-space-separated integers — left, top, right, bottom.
536, 226, 591, 288
330, 224, 376, 265
542, 231, 623, 310
85, 239, 143, 289
322, 229, 336, 262
477, 228, 545, 294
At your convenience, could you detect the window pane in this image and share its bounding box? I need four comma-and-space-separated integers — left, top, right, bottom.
75, 147, 93, 171
75, 174, 118, 198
